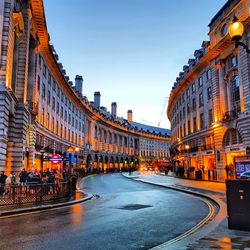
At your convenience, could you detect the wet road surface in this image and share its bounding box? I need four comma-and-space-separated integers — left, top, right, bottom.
0, 173, 209, 250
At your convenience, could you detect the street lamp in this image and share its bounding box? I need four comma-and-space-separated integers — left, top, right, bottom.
185, 145, 190, 177
75, 147, 80, 170
67, 146, 74, 174
40, 147, 46, 172
228, 16, 250, 53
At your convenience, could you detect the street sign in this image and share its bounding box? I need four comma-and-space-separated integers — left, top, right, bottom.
49, 154, 63, 166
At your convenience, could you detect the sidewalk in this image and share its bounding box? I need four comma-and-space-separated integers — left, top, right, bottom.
123, 172, 250, 250
0, 184, 93, 217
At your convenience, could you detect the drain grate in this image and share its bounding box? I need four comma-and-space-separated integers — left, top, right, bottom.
118, 204, 153, 210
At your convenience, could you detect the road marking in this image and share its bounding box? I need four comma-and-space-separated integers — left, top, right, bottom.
150, 197, 216, 250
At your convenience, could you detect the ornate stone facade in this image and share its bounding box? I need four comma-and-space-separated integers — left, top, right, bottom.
167, 0, 250, 181
0, 0, 170, 174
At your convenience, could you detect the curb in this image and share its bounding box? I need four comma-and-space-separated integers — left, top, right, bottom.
0, 191, 94, 218
157, 172, 224, 184
122, 173, 224, 206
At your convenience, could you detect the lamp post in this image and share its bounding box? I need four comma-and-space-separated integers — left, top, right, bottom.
40, 147, 46, 173
228, 16, 250, 53
67, 146, 74, 175
75, 147, 80, 171
185, 144, 190, 177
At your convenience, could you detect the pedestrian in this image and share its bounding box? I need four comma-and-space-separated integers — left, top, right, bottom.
0, 171, 7, 195
225, 165, 229, 178
19, 168, 28, 185
5, 171, 16, 194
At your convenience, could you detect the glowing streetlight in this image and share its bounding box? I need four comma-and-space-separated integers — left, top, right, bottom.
228, 16, 250, 53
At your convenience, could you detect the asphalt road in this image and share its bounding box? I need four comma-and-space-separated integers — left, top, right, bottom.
0, 173, 209, 250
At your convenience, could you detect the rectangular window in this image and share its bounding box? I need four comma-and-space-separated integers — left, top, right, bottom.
42, 83, 45, 98
64, 127, 67, 139
188, 120, 191, 134
183, 123, 186, 137
56, 102, 59, 114
200, 113, 204, 130
192, 83, 196, 93
53, 80, 56, 91
57, 85, 60, 97
192, 98, 196, 110
68, 114, 71, 124
68, 129, 70, 141
206, 69, 211, 80
183, 107, 185, 119
65, 110, 67, 122
47, 90, 51, 104
207, 87, 212, 100
186, 88, 190, 98
52, 97, 55, 110
182, 94, 185, 103
199, 92, 204, 107
198, 77, 203, 88
43, 64, 47, 78
37, 76, 41, 92
52, 117, 55, 132
56, 121, 59, 135
47, 113, 50, 129
48, 73, 51, 85
187, 103, 190, 114
61, 107, 63, 118
72, 117, 74, 127
231, 56, 238, 67
193, 117, 197, 132
60, 124, 63, 138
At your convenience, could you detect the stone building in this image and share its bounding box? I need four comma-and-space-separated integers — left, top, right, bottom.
0, 0, 170, 174
167, 0, 250, 181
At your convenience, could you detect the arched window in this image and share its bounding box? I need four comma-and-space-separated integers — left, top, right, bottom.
230, 76, 241, 113
223, 129, 243, 147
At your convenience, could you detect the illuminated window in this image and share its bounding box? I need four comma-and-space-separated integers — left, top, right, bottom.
198, 77, 203, 88
207, 87, 212, 100
230, 75, 241, 113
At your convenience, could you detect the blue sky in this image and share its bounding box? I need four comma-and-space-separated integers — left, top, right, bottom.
43, 0, 226, 129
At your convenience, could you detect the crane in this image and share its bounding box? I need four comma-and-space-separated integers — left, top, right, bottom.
158, 97, 168, 127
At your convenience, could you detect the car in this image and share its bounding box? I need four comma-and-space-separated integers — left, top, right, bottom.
140, 166, 159, 173
239, 170, 250, 180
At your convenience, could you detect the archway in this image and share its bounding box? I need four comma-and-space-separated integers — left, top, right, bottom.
120, 157, 124, 171
86, 154, 93, 174
99, 155, 104, 173
104, 155, 109, 173
93, 154, 98, 173
109, 156, 114, 172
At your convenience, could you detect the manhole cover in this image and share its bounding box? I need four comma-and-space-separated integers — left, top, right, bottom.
118, 204, 153, 210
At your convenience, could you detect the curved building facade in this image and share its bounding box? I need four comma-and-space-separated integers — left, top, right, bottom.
167, 0, 250, 181
0, 0, 170, 174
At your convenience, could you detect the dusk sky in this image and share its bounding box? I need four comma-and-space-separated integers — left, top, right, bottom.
43, 0, 226, 129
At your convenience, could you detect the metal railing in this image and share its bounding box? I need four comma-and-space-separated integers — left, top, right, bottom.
0, 181, 71, 206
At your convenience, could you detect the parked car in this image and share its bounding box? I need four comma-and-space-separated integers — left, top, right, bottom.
239, 170, 250, 180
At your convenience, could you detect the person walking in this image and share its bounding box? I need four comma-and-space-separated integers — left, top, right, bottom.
19, 168, 28, 185
0, 171, 7, 195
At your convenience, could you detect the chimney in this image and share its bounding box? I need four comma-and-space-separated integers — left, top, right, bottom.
94, 91, 101, 108
127, 110, 133, 123
75, 75, 83, 94
111, 102, 117, 118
